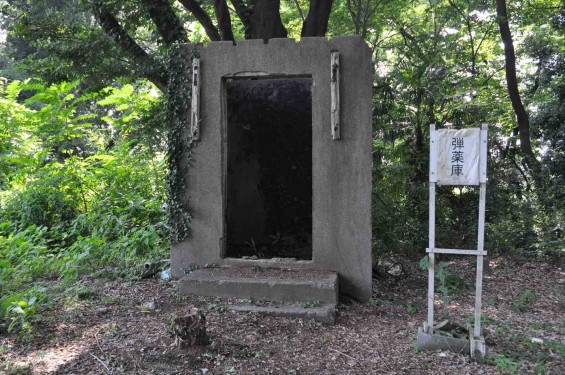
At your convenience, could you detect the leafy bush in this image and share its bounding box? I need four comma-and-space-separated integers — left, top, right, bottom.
1, 171, 81, 232
0, 225, 58, 287
0, 287, 47, 339
0, 79, 169, 337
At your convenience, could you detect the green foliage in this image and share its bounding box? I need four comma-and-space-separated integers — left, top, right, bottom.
419, 257, 465, 300
0, 226, 57, 287
494, 354, 520, 374
405, 303, 420, 314
511, 289, 537, 313
166, 45, 194, 243
369, 0, 565, 264
0, 78, 168, 337
366, 298, 381, 308
0, 0, 563, 342
467, 314, 496, 325
299, 300, 322, 308
1, 287, 46, 340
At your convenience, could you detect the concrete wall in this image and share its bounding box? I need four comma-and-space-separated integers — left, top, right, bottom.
171, 36, 373, 301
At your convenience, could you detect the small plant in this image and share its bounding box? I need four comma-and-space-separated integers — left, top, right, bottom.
511, 289, 536, 313
467, 314, 496, 325
207, 303, 228, 313
244, 238, 266, 258
299, 300, 322, 308
496, 323, 510, 334
419, 256, 463, 302
406, 303, 420, 314
534, 361, 547, 375
494, 354, 519, 374
1, 288, 45, 340
367, 298, 381, 308
530, 322, 552, 331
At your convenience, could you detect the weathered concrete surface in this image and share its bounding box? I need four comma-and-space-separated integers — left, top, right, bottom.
171, 36, 372, 301
179, 268, 338, 304
229, 304, 337, 325
416, 326, 470, 354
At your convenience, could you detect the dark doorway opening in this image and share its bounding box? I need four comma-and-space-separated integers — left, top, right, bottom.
225, 76, 313, 260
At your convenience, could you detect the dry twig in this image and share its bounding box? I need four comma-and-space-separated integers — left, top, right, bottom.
88, 351, 112, 374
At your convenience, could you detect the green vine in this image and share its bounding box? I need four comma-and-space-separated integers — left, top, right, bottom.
166, 44, 199, 243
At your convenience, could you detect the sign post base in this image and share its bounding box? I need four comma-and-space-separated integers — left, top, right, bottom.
415, 322, 487, 360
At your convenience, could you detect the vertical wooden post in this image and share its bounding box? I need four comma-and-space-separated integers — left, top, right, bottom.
428, 185, 436, 333
427, 124, 438, 333
191, 57, 201, 141
330, 51, 340, 140
474, 124, 488, 338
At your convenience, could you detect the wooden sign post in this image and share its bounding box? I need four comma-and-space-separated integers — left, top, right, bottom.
417, 124, 488, 359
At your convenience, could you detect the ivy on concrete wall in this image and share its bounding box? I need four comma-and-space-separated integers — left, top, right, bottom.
166, 44, 199, 243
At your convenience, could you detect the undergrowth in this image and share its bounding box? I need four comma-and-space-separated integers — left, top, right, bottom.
0, 79, 169, 338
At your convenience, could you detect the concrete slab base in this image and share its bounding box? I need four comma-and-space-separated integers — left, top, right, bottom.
180, 267, 338, 304
416, 326, 470, 354
470, 335, 487, 361
229, 303, 336, 325
415, 323, 487, 360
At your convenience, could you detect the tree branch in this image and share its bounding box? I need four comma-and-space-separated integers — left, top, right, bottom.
142, 0, 188, 44
229, 0, 252, 37
93, 3, 168, 92
177, 0, 221, 41
292, 0, 305, 21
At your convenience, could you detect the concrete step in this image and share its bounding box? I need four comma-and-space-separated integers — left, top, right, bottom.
229, 303, 337, 324
179, 267, 338, 305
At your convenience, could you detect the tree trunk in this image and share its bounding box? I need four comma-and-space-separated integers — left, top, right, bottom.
247, 0, 288, 40
142, 0, 188, 44
302, 0, 334, 37
495, 0, 536, 166
214, 0, 235, 41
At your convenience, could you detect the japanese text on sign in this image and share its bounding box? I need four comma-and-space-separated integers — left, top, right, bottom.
436, 129, 480, 185
451, 137, 464, 176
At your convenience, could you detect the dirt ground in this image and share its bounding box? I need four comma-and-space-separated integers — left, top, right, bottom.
1, 257, 564, 374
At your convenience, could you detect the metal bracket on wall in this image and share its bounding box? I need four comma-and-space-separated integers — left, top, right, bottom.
330, 51, 340, 140
191, 57, 201, 141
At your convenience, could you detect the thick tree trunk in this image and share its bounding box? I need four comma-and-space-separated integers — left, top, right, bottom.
142, 0, 188, 44
247, 0, 287, 40
214, 0, 235, 41
302, 0, 334, 37
496, 0, 536, 166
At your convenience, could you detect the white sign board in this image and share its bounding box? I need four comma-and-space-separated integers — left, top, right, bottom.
431, 128, 481, 186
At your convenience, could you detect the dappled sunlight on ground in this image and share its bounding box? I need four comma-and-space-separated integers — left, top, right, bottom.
1, 257, 564, 374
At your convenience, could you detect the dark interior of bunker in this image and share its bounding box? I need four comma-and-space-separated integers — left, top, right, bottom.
225, 77, 313, 260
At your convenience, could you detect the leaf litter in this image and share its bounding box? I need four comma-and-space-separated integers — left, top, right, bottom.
1, 256, 563, 374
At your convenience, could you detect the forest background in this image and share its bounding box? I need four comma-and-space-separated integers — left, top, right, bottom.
0, 0, 563, 338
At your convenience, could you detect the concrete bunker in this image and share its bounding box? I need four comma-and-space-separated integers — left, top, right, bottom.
171, 36, 373, 304
225, 77, 313, 260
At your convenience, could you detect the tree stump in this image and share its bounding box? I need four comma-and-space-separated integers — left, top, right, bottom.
172, 308, 209, 348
